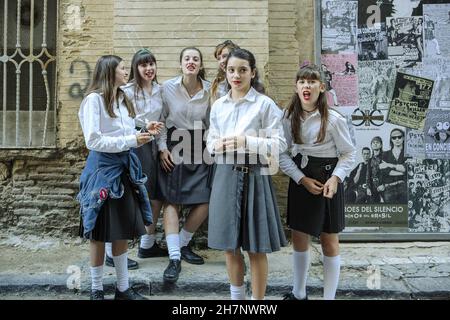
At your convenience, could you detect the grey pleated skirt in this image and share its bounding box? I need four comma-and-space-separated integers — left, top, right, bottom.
133, 140, 163, 200
208, 164, 287, 253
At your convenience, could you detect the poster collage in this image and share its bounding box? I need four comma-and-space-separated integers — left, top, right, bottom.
320, 0, 450, 232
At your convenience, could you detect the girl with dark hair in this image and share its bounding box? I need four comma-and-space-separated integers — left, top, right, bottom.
207, 48, 287, 300
210, 40, 240, 102
279, 64, 356, 300
107, 49, 167, 264
158, 47, 211, 283
77, 55, 162, 300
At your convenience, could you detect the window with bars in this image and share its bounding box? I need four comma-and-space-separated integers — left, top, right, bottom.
0, 0, 57, 148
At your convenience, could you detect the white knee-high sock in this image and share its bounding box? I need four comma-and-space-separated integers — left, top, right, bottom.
166, 233, 181, 260
90, 265, 103, 291
105, 242, 113, 258
292, 250, 310, 299
140, 234, 155, 249
323, 255, 340, 300
113, 252, 129, 292
179, 228, 193, 248
230, 284, 246, 300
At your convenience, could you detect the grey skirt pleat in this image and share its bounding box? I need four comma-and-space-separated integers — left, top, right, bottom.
208, 164, 287, 253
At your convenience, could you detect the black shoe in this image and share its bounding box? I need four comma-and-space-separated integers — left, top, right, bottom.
138, 243, 168, 258
163, 259, 181, 283
114, 287, 147, 300
181, 245, 204, 265
283, 292, 308, 300
90, 289, 104, 300
105, 255, 139, 270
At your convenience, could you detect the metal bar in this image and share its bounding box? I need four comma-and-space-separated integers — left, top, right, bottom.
41, 0, 49, 146
16, 0, 22, 146
2, 0, 8, 146
28, 0, 35, 146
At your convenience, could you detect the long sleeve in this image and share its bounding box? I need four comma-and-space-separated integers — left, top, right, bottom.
329, 115, 356, 182
206, 103, 220, 155
78, 94, 138, 153
279, 116, 305, 184
157, 94, 169, 151
245, 101, 287, 158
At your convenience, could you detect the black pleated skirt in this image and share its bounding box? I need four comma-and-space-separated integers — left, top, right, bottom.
78, 172, 147, 242
287, 154, 345, 237
133, 140, 163, 201
157, 127, 212, 205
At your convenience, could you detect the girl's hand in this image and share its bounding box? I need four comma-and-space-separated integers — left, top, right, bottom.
214, 136, 246, 153
146, 121, 164, 136
299, 177, 324, 195
323, 175, 340, 199
136, 132, 152, 146
159, 149, 175, 172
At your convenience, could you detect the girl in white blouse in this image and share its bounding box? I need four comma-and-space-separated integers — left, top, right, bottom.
78, 55, 161, 300
158, 47, 211, 283
207, 48, 287, 300
279, 63, 356, 300
121, 49, 168, 260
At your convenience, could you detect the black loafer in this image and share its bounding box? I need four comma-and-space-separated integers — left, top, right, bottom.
163, 259, 181, 283
180, 245, 204, 265
90, 289, 105, 300
138, 243, 168, 258
114, 287, 147, 300
282, 292, 308, 300
105, 255, 139, 270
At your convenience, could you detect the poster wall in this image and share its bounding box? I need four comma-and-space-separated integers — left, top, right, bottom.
320, 0, 450, 232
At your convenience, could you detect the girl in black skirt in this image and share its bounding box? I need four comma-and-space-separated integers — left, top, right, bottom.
78, 55, 162, 300
279, 63, 356, 300
158, 47, 212, 283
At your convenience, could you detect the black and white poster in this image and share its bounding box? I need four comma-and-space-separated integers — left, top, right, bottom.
424, 109, 450, 159
424, 4, 450, 58
387, 16, 423, 68
405, 128, 426, 158
387, 72, 433, 129
344, 120, 408, 227
358, 60, 396, 112
321, 0, 358, 54
358, 25, 389, 60
408, 158, 450, 232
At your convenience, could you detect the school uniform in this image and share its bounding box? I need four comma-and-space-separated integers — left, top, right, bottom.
122, 81, 163, 200
157, 76, 212, 205
279, 109, 356, 237
206, 87, 288, 253
77, 92, 151, 241
217, 79, 229, 98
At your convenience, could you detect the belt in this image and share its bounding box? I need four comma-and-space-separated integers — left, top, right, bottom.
232, 165, 250, 174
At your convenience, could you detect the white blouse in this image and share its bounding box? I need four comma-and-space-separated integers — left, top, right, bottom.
158, 76, 211, 151
78, 92, 138, 153
279, 109, 356, 183
207, 87, 287, 160
121, 81, 163, 128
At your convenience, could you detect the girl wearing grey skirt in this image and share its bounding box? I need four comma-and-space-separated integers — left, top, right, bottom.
207, 49, 288, 300
158, 47, 212, 283
279, 63, 356, 300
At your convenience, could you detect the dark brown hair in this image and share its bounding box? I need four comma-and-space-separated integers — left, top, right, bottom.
226, 48, 265, 94
286, 64, 328, 144
128, 48, 158, 110
86, 55, 135, 118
